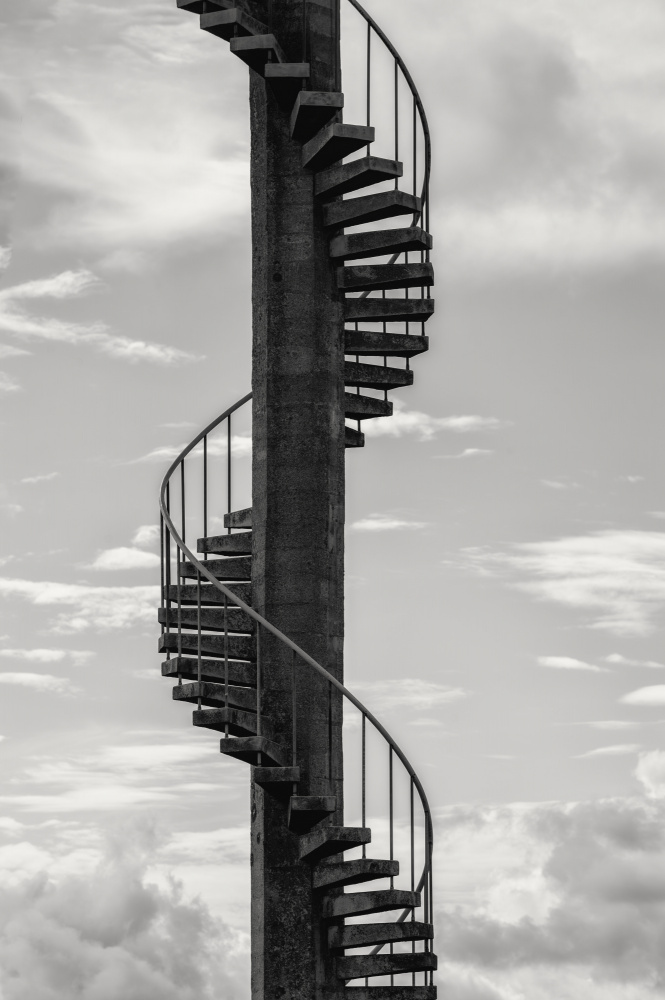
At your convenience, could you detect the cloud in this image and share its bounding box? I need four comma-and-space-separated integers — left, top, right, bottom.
607, 654, 665, 669
88, 547, 160, 571
0, 673, 77, 695
0, 649, 93, 665
132, 524, 160, 549
0, 344, 29, 359
363, 399, 505, 442
0, 269, 200, 365
576, 744, 642, 758
132, 433, 252, 464
353, 678, 467, 713
464, 530, 665, 635
636, 751, 665, 799
0, 577, 157, 632
540, 479, 580, 490
437, 448, 494, 459
20, 471, 59, 485
0, 371, 20, 392
351, 513, 427, 532
585, 721, 642, 731
537, 656, 608, 673
0, 820, 245, 999
621, 686, 665, 707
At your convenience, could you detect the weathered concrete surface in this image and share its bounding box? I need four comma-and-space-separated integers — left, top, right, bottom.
248, 1, 346, 998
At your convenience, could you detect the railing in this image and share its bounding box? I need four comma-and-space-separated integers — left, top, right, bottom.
159, 392, 434, 985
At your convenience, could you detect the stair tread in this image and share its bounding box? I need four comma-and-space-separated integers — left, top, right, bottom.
173, 680, 257, 711
303, 124, 374, 171
179, 556, 252, 581
339, 262, 434, 292
345, 426, 365, 449
330, 920, 433, 950
162, 656, 256, 687
313, 858, 399, 890
344, 330, 428, 359
344, 392, 393, 420
324, 190, 420, 229
229, 33, 285, 68
197, 531, 252, 555
220, 736, 288, 767
330, 226, 432, 262
177, 0, 230, 12
345, 361, 413, 390
337, 951, 437, 981
345, 297, 434, 323
264, 62, 309, 79
224, 507, 252, 529
160, 632, 255, 661
254, 766, 300, 786
323, 889, 420, 920
193, 706, 272, 740
291, 91, 343, 141
344, 990, 437, 1000
200, 8, 267, 41
159, 606, 254, 634
299, 826, 371, 862
316, 156, 402, 199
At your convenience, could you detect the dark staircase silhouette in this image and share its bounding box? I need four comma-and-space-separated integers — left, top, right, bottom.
160, 1, 436, 996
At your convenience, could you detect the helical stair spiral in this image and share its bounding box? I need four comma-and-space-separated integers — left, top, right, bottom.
159, 1, 436, 994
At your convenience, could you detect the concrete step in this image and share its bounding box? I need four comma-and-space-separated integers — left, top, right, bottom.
303, 124, 374, 171
324, 191, 420, 229
220, 735, 289, 767
229, 33, 285, 69
162, 656, 256, 688
254, 766, 300, 793
345, 426, 365, 448
264, 63, 310, 103
224, 507, 252, 529
344, 990, 436, 1000
179, 556, 252, 581
197, 531, 252, 556
159, 632, 255, 661
298, 826, 371, 863
313, 858, 399, 891
159, 606, 254, 634
345, 361, 413, 391
337, 951, 437, 982
200, 7, 266, 40
174, 680, 257, 712
344, 392, 392, 420
339, 262, 434, 293
344, 330, 428, 359
288, 795, 337, 832
330, 226, 432, 262
330, 921, 433, 951
164, 583, 251, 606
315, 156, 402, 199
291, 91, 343, 142
345, 297, 434, 324
323, 889, 420, 920
177, 0, 230, 13
194, 706, 274, 740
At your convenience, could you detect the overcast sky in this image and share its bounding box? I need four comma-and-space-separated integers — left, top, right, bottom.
2, 0, 665, 997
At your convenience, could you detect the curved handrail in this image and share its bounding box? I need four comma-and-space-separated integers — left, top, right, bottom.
346, 0, 432, 223
160, 394, 434, 929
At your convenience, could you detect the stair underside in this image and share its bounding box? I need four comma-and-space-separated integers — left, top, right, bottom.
159, 632, 255, 661
313, 858, 399, 891
299, 826, 371, 862
174, 680, 257, 712
254, 765, 300, 789
164, 582, 251, 606
344, 330, 428, 359
220, 736, 288, 767
229, 34, 285, 69
339, 263, 434, 292
345, 426, 365, 448
194, 706, 271, 739
330, 920, 433, 950
200, 8, 267, 40
225, 507, 252, 529
323, 889, 420, 920
330, 226, 432, 262
345, 361, 413, 390
303, 124, 374, 171
179, 556, 252, 581
324, 190, 420, 229
291, 91, 343, 141
177, 0, 230, 12
162, 656, 255, 687
344, 392, 392, 420
197, 531, 252, 555
344, 297, 434, 324
289, 795, 337, 831
344, 990, 436, 1000
159, 606, 254, 634
315, 156, 402, 199
338, 952, 437, 981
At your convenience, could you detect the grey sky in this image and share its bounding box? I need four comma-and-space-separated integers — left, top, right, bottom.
1, 0, 665, 997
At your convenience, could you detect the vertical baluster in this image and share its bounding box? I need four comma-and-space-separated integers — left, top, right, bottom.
160, 513, 165, 638
366, 21, 371, 152
327, 683, 333, 783
180, 460, 186, 545
256, 624, 262, 767
223, 592, 229, 737
227, 415, 232, 534
291, 650, 297, 768
165, 485, 172, 664
203, 434, 208, 560
394, 56, 399, 189
197, 569, 202, 710
301, 0, 307, 64
361, 714, 366, 859
176, 546, 183, 671
389, 745, 394, 984
411, 776, 416, 981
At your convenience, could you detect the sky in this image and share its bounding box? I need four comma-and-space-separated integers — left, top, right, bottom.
1, 0, 665, 997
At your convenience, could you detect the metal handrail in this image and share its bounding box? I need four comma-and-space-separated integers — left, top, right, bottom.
159, 393, 434, 935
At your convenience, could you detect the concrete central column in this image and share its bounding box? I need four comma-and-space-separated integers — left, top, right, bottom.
249, 2, 345, 997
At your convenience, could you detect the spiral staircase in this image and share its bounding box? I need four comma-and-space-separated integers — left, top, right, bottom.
159, 1, 436, 996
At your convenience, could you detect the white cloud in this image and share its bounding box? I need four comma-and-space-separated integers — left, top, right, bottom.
437, 448, 494, 460
132, 524, 160, 549
20, 471, 59, 484
353, 678, 467, 713
0, 344, 29, 359
0, 269, 200, 365
88, 547, 160, 571
0, 649, 93, 665
607, 653, 665, 669
465, 530, 665, 635
540, 479, 580, 490
635, 750, 665, 798
537, 656, 608, 673
621, 686, 665, 707
585, 721, 642, 731
0, 371, 20, 392
0, 577, 157, 632
576, 744, 642, 758
0, 673, 77, 695
363, 399, 505, 442
351, 513, 427, 532
133, 432, 252, 464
